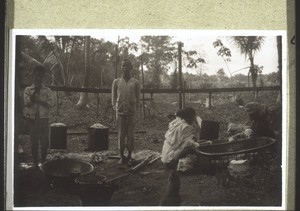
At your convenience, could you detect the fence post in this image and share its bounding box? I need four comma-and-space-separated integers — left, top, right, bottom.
189, 82, 191, 101
141, 54, 146, 118
96, 92, 99, 117
178, 42, 183, 110
56, 90, 59, 115
209, 92, 212, 108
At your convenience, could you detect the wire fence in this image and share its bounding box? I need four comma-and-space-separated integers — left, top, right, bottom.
20, 84, 281, 117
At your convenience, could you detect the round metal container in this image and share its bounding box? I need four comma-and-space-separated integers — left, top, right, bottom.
88, 127, 109, 151
40, 159, 94, 188
50, 123, 67, 149
74, 174, 118, 206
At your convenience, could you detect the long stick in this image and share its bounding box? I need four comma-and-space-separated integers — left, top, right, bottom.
96, 93, 99, 117
141, 54, 145, 118
178, 42, 183, 109
56, 90, 59, 115
105, 155, 152, 183
130, 155, 152, 172
105, 173, 129, 183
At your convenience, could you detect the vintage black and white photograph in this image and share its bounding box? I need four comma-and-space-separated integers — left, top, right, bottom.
7, 29, 287, 209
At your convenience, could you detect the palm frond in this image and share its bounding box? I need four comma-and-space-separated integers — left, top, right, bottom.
43, 51, 58, 67
231, 36, 248, 59
46, 70, 63, 87
252, 36, 265, 53
230, 36, 265, 60
51, 51, 66, 84
37, 36, 53, 62
19, 52, 43, 77
20, 51, 42, 68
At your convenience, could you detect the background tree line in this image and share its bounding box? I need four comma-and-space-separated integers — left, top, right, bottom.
16, 35, 281, 91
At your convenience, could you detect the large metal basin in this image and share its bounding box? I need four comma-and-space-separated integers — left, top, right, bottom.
197, 136, 276, 157
196, 137, 276, 166
40, 159, 94, 178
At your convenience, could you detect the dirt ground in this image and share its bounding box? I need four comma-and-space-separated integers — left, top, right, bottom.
15, 133, 281, 208
13, 92, 282, 208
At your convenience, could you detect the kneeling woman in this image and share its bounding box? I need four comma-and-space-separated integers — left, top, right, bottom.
160, 107, 200, 206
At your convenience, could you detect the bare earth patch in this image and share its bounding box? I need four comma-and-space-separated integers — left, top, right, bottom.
14, 91, 282, 207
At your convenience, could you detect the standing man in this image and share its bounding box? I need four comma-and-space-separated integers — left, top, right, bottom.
112, 59, 140, 165
23, 65, 54, 168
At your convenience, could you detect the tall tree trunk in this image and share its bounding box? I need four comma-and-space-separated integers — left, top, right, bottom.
115, 36, 120, 79
249, 57, 258, 98
76, 36, 90, 108
100, 68, 104, 88
276, 36, 282, 103
249, 57, 257, 88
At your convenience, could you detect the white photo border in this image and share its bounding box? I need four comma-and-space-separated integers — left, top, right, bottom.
6, 29, 288, 211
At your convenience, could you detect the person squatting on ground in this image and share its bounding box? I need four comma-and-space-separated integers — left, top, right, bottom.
245, 102, 281, 159
112, 59, 141, 165
244, 102, 278, 139
23, 65, 54, 168
227, 102, 279, 141
160, 107, 200, 206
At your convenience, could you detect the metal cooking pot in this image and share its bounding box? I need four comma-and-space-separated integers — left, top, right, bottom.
74, 174, 119, 206
40, 159, 94, 187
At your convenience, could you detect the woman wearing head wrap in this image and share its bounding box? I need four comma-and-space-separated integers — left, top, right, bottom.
160, 107, 199, 206
161, 107, 200, 169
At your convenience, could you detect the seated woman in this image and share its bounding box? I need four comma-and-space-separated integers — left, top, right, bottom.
160, 107, 200, 206
161, 107, 200, 170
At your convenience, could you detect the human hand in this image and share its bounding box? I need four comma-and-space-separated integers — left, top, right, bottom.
194, 142, 200, 148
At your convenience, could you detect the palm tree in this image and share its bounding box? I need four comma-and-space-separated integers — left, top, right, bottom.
231, 36, 265, 88
37, 36, 84, 87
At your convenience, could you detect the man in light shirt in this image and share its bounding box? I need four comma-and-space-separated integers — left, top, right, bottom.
23, 65, 54, 168
112, 59, 140, 165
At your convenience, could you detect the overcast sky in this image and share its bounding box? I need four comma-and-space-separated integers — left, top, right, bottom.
91, 30, 281, 76
179, 36, 279, 76
15, 29, 282, 76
